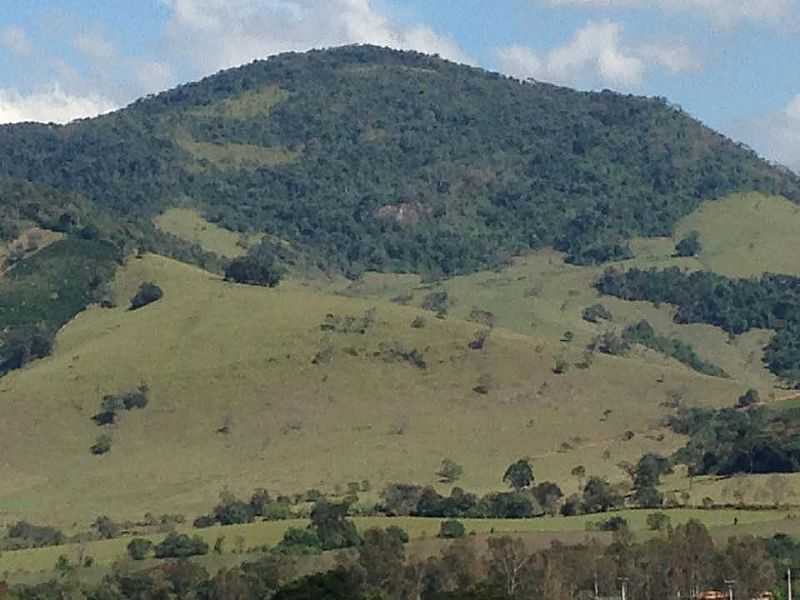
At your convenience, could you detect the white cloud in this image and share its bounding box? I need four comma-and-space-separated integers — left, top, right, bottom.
74, 31, 116, 61
135, 61, 175, 92
496, 20, 699, 89
159, 0, 471, 73
541, 0, 797, 27
731, 95, 800, 173
1, 25, 33, 56
0, 85, 116, 124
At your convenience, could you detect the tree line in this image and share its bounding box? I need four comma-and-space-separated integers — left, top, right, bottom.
7, 520, 800, 600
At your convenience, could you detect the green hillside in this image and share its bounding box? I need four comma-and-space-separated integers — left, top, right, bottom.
0, 45, 798, 276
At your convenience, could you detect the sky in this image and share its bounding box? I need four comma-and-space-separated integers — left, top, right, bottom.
0, 0, 798, 171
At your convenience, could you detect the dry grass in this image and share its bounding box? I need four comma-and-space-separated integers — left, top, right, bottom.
0, 254, 746, 530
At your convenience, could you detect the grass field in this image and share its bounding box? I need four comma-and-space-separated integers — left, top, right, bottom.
0, 252, 748, 530
675, 192, 800, 278
2, 509, 796, 582
155, 208, 261, 258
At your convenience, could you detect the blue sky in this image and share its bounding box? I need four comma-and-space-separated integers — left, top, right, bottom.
0, 0, 798, 170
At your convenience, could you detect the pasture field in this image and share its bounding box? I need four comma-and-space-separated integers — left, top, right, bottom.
2, 194, 800, 544
2, 509, 796, 583
0, 252, 746, 529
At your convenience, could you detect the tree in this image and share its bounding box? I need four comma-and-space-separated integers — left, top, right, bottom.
129, 282, 163, 310
503, 459, 534, 491
214, 494, 256, 526
720, 536, 776, 600
276, 528, 322, 554
436, 458, 464, 483
532, 481, 564, 516
582, 477, 623, 514
358, 528, 406, 595
154, 532, 209, 558
310, 500, 361, 550
675, 231, 702, 257
487, 536, 534, 598
126, 538, 153, 560
225, 255, 284, 288
435, 538, 481, 594
381, 483, 423, 516
635, 485, 664, 509
634, 453, 672, 489
93, 515, 120, 539
438, 520, 466, 539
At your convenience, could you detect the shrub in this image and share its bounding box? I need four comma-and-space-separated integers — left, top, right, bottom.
596, 515, 629, 532
737, 388, 761, 409
91, 434, 112, 455
439, 520, 466, 539
582, 304, 613, 323
193, 515, 216, 529
646, 512, 672, 532
385, 526, 410, 544
127, 538, 153, 561
154, 533, 209, 558
675, 231, 702, 257
130, 282, 163, 310
261, 502, 291, 521
7, 522, 65, 548
122, 386, 149, 410
436, 458, 464, 483
421, 290, 449, 316
214, 499, 256, 526
275, 527, 322, 554
93, 516, 120, 540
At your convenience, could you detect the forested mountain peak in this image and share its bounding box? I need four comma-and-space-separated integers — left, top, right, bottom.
1, 44, 798, 276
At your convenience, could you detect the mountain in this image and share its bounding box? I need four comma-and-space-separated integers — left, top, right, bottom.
2, 46, 800, 528
1, 45, 798, 276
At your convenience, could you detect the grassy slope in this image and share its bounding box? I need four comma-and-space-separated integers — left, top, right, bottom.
1, 193, 798, 541
154, 208, 260, 258
676, 192, 800, 278
0, 253, 744, 529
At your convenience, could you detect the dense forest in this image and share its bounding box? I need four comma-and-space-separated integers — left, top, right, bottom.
670, 403, 800, 476
1, 45, 798, 277
596, 267, 800, 385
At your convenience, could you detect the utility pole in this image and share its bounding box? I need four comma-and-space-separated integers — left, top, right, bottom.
619, 577, 629, 600
724, 579, 736, 600
788, 567, 793, 600
594, 571, 599, 600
